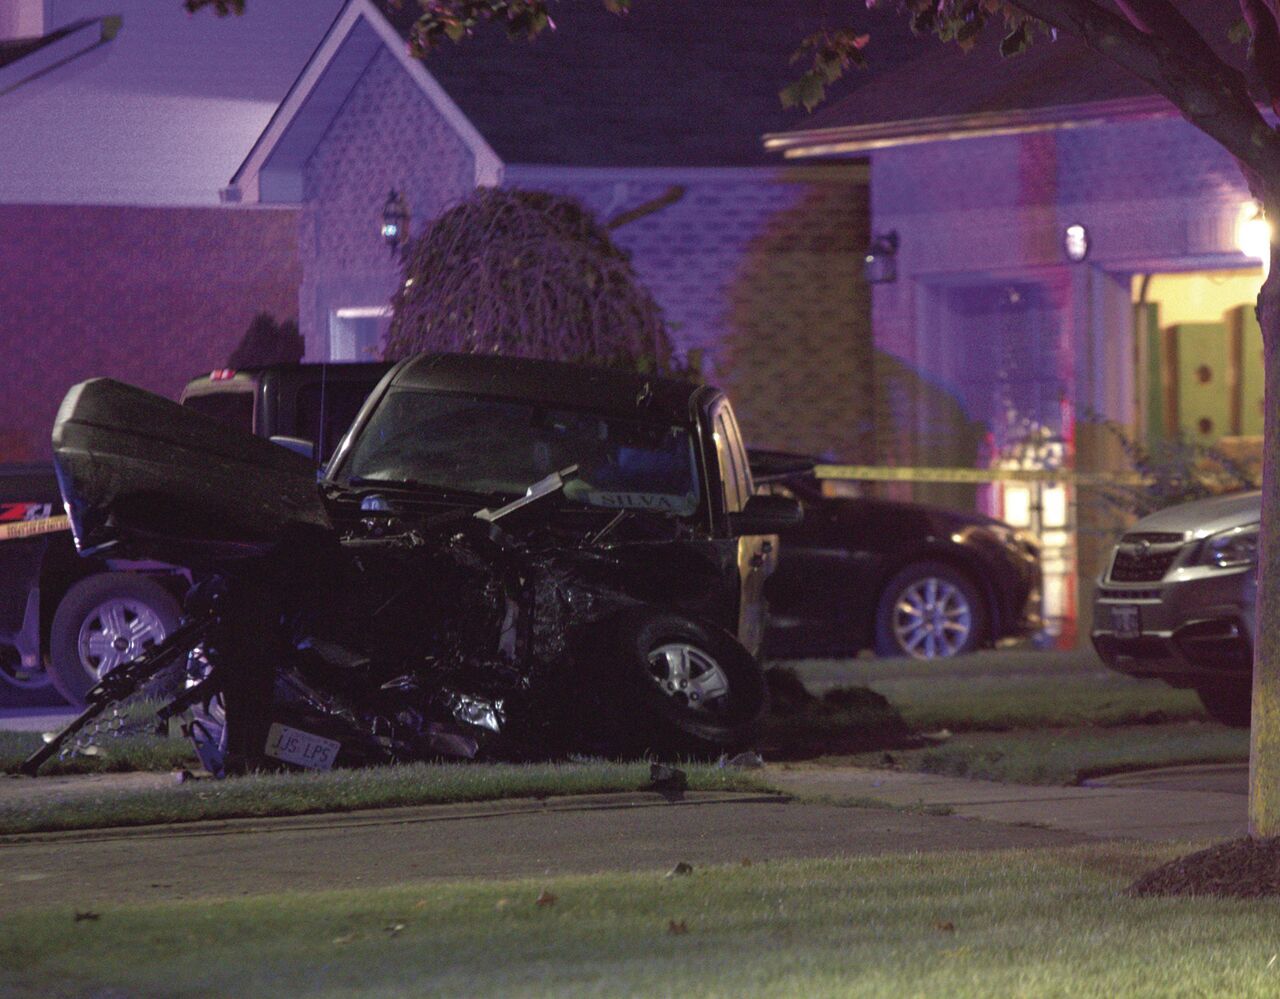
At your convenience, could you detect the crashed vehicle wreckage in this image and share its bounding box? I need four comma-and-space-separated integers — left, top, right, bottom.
20, 354, 801, 776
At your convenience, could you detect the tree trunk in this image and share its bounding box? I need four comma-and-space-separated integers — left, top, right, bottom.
1250, 200, 1280, 837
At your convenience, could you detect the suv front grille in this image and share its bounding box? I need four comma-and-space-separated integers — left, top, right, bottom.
1109, 533, 1187, 583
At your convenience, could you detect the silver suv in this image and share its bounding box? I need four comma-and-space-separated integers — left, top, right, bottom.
1091, 490, 1259, 726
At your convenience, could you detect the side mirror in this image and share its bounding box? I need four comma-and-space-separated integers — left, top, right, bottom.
728, 493, 803, 536
269, 436, 317, 462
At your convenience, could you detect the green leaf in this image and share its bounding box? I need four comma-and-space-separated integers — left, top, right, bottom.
780, 72, 827, 112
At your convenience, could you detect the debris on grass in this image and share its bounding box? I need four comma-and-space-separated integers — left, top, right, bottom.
761, 668, 913, 759
666, 862, 693, 878
645, 763, 688, 799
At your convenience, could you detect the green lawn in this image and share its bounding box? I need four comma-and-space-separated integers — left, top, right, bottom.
776, 649, 1250, 784
783, 648, 1208, 732
837, 722, 1251, 785
5, 844, 1280, 997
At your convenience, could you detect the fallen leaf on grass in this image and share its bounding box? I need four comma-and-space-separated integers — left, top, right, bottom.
74, 911, 100, 923
413, 899, 429, 910
934, 921, 955, 933
666, 862, 693, 878
535, 890, 558, 907
332, 933, 356, 946
668, 920, 689, 935
740, 858, 753, 867
384, 923, 406, 937
495, 898, 511, 911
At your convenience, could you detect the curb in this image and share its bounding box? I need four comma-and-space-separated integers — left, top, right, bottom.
0, 789, 791, 846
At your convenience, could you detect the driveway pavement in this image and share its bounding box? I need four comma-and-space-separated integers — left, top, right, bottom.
769, 763, 1249, 842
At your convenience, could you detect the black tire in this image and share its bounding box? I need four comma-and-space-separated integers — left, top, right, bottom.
874, 561, 987, 659
1196, 682, 1252, 727
48, 573, 182, 706
585, 610, 768, 759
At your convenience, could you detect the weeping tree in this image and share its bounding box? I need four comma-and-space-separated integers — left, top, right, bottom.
384, 187, 691, 376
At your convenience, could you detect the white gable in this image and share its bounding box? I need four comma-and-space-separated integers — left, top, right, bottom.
229, 0, 501, 204
0, 0, 345, 205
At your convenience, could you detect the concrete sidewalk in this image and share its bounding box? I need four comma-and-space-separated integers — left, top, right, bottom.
769, 763, 1248, 842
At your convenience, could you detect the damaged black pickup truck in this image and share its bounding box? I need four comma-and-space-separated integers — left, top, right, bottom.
23, 354, 800, 775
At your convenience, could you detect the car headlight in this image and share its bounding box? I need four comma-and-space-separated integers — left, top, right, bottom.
1195, 523, 1259, 569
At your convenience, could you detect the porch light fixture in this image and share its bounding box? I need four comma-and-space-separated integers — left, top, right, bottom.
1063, 224, 1089, 262
1237, 201, 1272, 267
381, 190, 409, 252
863, 231, 899, 284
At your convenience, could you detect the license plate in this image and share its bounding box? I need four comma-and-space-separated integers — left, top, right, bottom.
1110, 604, 1141, 639
264, 723, 340, 770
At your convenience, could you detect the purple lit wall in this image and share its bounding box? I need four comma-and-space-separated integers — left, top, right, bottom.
505, 163, 873, 462
0, 204, 301, 460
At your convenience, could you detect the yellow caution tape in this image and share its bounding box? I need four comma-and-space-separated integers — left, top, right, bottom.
814, 465, 1140, 486
0, 515, 70, 541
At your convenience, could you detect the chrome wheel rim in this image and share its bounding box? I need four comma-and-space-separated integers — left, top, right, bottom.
647, 643, 730, 713
890, 577, 972, 659
77, 598, 169, 680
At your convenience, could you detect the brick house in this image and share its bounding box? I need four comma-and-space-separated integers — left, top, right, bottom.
764, 3, 1266, 637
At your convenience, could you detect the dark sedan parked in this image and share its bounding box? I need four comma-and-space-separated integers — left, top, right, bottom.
752, 452, 1043, 659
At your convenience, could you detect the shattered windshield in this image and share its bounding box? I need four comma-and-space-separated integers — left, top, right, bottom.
337, 389, 701, 516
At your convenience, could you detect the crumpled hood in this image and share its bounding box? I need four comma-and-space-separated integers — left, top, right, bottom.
1128, 490, 1262, 539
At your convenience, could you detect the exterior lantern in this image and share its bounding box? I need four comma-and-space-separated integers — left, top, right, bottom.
1063, 223, 1089, 262
381, 190, 409, 251
863, 231, 899, 284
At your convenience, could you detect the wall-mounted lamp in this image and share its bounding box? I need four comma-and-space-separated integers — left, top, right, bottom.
1063, 223, 1089, 262
381, 189, 410, 252
863, 231, 899, 284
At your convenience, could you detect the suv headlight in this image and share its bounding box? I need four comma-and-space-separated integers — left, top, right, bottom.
1195, 523, 1259, 569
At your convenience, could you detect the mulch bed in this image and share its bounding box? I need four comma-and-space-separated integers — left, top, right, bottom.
1128, 837, 1280, 898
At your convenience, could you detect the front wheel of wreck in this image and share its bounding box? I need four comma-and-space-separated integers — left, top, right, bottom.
583, 611, 768, 760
